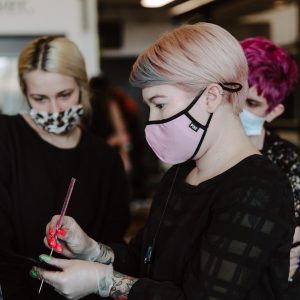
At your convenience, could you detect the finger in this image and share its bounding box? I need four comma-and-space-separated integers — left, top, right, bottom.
52, 217, 75, 243
39, 254, 71, 269
290, 252, 298, 259
48, 215, 61, 231
290, 257, 299, 265
31, 266, 62, 290
55, 243, 63, 253
57, 228, 66, 237
44, 235, 63, 253
290, 266, 298, 277
48, 236, 56, 248
43, 236, 51, 250
46, 215, 61, 242
290, 250, 300, 259
45, 223, 50, 239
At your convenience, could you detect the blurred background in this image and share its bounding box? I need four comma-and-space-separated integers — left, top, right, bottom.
0, 0, 299, 239
98, 0, 300, 145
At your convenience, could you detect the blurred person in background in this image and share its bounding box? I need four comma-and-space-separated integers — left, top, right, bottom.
88, 75, 155, 200
240, 36, 300, 297
0, 36, 130, 300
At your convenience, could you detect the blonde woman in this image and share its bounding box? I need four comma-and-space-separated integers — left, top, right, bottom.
33, 24, 294, 299
0, 36, 130, 300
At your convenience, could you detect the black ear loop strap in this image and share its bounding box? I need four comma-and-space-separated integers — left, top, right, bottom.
219, 82, 243, 92
144, 165, 180, 275
188, 82, 242, 160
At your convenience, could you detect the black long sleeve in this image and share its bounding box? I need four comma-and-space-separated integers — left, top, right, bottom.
112, 155, 295, 300
262, 132, 300, 225
0, 114, 130, 300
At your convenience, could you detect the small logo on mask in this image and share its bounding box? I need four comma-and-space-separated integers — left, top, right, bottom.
189, 122, 199, 132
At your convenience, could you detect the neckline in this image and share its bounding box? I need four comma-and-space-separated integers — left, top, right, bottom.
17, 114, 85, 152
180, 154, 263, 192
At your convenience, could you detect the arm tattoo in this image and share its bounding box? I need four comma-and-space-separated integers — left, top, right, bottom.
97, 243, 115, 265
88, 242, 115, 264
96, 243, 115, 264
110, 271, 138, 300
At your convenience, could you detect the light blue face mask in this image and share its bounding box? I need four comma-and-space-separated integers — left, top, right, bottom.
240, 109, 265, 136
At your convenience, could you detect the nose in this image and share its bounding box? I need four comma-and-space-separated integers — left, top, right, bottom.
48, 99, 60, 114
148, 108, 157, 121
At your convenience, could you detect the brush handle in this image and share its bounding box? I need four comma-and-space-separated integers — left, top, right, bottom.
56, 177, 76, 229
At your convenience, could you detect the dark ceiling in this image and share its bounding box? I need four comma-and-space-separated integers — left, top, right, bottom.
97, 0, 298, 50
98, 0, 295, 23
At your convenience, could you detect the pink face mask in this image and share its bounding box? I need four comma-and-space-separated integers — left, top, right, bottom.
145, 90, 212, 165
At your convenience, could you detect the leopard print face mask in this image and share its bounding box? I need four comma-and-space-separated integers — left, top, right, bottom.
30, 105, 84, 134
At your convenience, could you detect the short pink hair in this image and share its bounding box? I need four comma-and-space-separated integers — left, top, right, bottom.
240, 37, 298, 112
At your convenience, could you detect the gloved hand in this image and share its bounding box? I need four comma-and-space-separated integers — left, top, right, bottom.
30, 254, 113, 299
44, 215, 114, 264
289, 226, 300, 281
289, 245, 300, 281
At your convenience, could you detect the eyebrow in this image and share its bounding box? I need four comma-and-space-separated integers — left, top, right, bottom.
145, 94, 166, 103
29, 88, 74, 97
247, 98, 262, 103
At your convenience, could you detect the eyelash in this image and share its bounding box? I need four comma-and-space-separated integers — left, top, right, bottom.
59, 92, 72, 98
32, 92, 72, 101
246, 99, 259, 107
33, 96, 46, 102
155, 104, 165, 109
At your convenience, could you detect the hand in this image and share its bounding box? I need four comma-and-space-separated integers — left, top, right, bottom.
45, 215, 114, 263
30, 255, 113, 299
289, 226, 300, 281
289, 245, 300, 281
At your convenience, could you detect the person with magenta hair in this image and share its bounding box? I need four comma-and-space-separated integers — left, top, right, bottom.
30, 23, 295, 299
240, 36, 300, 297
0, 36, 130, 300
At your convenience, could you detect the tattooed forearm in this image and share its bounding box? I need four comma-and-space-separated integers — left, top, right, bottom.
110, 271, 138, 300
86, 241, 114, 264
96, 243, 114, 264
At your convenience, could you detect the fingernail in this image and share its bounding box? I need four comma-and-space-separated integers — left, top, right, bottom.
39, 254, 52, 263
48, 237, 56, 248
55, 243, 63, 253
289, 278, 293, 282
57, 228, 65, 236
30, 268, 38, 278
49, 228, 55, 236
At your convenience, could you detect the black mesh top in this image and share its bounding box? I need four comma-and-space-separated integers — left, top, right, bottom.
112, 155, 295, 300
262, 132, 300, 225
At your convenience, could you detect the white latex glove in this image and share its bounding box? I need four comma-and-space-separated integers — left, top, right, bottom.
44, 215, 114, 264
289, 226, 300, 281
30, 254, 113, 299
289, 246, 300, 281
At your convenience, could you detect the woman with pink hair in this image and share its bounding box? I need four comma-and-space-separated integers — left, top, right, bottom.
240, 36, 300, 296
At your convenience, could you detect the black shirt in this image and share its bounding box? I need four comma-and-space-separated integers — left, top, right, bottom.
112, 155, 295, 300
262, 132, 300, 225
0, 114, 130, 300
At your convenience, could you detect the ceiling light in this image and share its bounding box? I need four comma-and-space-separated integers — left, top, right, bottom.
170, 0, 215, 15
141, 0, 176, 8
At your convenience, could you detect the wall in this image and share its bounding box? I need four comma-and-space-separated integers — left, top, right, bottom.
102, 20, 173, 57
0, 0, 99, 76
0, 0, 99, 114
240, 2, 299, 46
100, 7, 173, 58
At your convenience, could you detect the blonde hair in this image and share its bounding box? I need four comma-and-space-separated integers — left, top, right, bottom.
18, 36, 91, 115
130, 22, 248, 112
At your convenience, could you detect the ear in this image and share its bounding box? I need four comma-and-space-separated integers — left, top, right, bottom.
265, 104, 285, 123
204, 84, 223, 113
